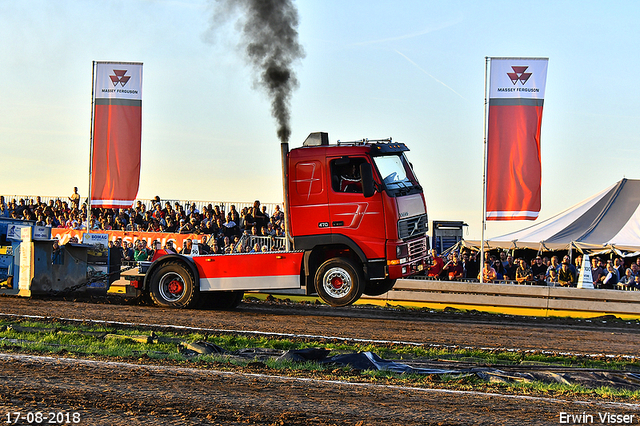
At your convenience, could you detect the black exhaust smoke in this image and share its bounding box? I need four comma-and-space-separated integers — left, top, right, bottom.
211, 0, 305, 143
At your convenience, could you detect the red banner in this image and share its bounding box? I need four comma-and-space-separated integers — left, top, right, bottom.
90, 62, 143, 208
486, 58, 548, 221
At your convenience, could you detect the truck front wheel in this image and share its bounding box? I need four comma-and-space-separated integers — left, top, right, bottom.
364, 278, 396, 296
148, 261, 198, 308
315, 258, 363, 307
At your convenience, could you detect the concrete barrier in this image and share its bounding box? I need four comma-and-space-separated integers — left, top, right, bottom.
364, 277, 640, 317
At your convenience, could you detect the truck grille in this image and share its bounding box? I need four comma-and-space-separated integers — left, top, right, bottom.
398, 214, 428, 240
408, 237, 427, 260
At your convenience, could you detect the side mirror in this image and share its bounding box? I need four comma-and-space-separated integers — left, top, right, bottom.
360, 163, 376, 198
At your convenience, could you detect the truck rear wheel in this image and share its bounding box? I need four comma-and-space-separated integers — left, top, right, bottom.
149, 261, 198, 308
315, 258, 363, 307
363, 278, 396, 296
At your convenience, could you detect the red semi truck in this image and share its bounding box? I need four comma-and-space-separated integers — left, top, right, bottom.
125, 132, 428, 308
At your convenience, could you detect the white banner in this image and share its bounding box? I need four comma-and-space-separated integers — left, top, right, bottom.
489, 58, 548, 99
94, 62, 143, 100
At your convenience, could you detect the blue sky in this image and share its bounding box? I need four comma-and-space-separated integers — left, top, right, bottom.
1, 0, 638, 239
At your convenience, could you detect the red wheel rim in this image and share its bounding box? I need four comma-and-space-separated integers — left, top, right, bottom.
330, 276, 344, 289
167, 279, 184, 295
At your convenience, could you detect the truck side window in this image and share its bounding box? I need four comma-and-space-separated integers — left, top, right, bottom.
330, 158, 365, 193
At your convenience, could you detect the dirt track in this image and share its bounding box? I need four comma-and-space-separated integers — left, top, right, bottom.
0, 296, 639, 425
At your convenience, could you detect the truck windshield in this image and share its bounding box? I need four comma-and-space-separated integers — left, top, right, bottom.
373, 154, 421, 196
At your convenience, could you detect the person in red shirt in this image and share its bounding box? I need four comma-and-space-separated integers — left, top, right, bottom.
427, 249, 445, 277
443, 253, 464, 281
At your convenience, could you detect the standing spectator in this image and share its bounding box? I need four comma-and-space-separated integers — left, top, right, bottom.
574, 256, 583, 277
272, 205, 284, 227
591, 258, 605, 286
253, 200, 267, 229
462, 251, 479, 279
547, 269, 559, 285
499, 251, 508, 267
601, 264, 618, 289
223, 213, 238, 238
69, 187, 80, 210
614, 258, 624, 280
427, 249, 444, 278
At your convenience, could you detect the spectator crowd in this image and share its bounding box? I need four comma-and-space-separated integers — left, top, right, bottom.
0, 191, 287, 257
425, 248, 640, 290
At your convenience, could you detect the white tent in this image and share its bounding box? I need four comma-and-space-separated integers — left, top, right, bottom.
462, 178, 640, 253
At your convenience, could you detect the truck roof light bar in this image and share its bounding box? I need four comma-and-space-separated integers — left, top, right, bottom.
371, 142, 409, 154
336, 137, 394, 146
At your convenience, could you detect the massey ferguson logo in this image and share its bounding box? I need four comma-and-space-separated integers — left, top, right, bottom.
507, 66, 532, 85
109, 70, 131, 87
497, 65, 539, 93
102, 69, 138, 94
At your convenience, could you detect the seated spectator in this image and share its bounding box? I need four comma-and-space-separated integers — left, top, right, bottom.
492, 257, 505, 280
133, 240, 151, 261
180, 239, 193, 255
619, 268, 634, 288
178, 219, 193, 234
515, 259, 533, 284
546, 256, 560, 280
164, 241, 178, 255
478, 261, 497, 283
443, 253, 464, 281
558, 261, 575, 287
547, 268, 559, 285
531, 256, 547, 284
503, 255, 517, 280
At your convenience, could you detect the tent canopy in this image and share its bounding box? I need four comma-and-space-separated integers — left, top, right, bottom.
462, 179, 640, 253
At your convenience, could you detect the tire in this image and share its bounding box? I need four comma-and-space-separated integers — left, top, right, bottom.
363, 278, 396, 296
314, 258, 363, 307
149, 261, 198, 308
200, 291, 244, 310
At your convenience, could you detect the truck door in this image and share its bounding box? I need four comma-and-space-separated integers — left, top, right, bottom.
289, 159, 330, 237
327, 156, 385, 259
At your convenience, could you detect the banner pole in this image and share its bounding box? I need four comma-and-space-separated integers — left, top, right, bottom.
480, 57, 490, 283
87, 61, 96, 234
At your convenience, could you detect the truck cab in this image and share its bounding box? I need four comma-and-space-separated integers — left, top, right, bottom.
287, 132, 428, 305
